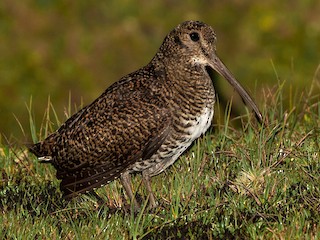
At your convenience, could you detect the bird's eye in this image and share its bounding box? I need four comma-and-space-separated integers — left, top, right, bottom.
189, 32, 200, 42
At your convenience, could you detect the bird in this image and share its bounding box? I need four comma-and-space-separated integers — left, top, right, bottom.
28, 20, 262, 209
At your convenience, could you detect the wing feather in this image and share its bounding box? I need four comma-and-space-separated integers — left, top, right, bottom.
29, 70, 172, 198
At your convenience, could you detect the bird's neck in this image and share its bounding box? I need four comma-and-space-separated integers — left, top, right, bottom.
148, 53, 215, 108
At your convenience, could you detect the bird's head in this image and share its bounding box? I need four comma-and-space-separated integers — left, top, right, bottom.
158, 20, 263, 123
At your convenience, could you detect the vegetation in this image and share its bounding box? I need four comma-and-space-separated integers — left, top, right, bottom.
0, 78, 319, 239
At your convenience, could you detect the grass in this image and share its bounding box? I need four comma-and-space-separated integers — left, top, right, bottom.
0, 80, 319, 239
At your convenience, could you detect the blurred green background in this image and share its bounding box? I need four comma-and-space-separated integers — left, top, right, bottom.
0, 0, 319, 142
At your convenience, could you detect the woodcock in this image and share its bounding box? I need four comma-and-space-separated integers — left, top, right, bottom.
29, 20, 262, 209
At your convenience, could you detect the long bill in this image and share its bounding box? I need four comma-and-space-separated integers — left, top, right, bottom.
209, 55, 263, 123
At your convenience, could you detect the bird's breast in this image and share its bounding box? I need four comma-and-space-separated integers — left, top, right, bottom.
186, 106, 214, 141
128, 105, 214, 175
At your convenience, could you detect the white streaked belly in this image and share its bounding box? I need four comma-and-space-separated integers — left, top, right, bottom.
142, 107, 214, 176
187, 107, 214, 141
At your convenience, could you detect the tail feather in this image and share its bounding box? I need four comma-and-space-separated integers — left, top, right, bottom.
59, 162, 131, 199
28, 142, 43, 157
28, 142, 53, 162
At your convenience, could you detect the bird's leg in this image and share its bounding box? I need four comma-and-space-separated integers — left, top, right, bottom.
120, 172, 140, 210
142, 171, 158, 209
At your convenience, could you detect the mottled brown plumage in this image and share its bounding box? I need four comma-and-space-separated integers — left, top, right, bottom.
29, 21, 262, 209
